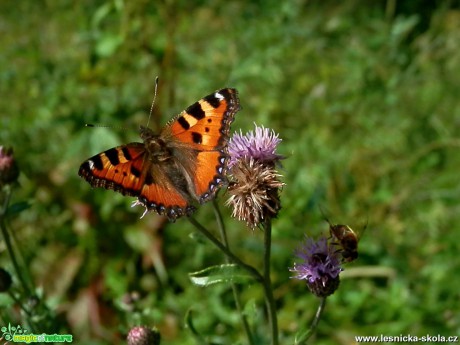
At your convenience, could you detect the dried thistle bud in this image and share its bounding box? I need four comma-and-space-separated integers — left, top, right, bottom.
0, 268, 12, 292
0, 146, 19, 187
226, 158, 283, 229
127, 326, 161, 345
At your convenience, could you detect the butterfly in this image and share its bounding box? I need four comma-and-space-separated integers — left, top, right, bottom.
78, 88, 240, 221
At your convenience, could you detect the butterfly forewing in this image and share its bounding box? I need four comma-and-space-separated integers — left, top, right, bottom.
169, 89, 239, 150
79, 143, 147, 196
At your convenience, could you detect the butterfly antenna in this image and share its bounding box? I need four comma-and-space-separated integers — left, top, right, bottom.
84, 123, 125, 129
146, 76, 159, 128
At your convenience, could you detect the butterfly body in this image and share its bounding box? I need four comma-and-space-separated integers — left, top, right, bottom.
79, 88, 240, 220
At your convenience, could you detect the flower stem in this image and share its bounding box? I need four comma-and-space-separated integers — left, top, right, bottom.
311, 297, 326, 331
296, 297, 327, 344
262, 218, 279, 345
188, 214, 280, 344
212, 201, 254, 345
0, 186, 32, 296
0, 186, 45, 334
188, 217, 262, 283
7, 290, 39, 334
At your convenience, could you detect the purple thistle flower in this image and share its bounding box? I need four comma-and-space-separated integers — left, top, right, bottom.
227, 124, 283, 168
290, 235, 343, 297
225, 125, 285, 229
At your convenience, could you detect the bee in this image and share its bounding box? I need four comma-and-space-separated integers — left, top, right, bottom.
319, 206, 366, 263
328, 223, 359, 263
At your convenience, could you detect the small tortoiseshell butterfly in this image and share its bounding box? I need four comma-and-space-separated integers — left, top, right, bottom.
79, 88, 240, 220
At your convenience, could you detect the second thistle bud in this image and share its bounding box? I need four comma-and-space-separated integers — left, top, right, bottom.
0, 268, 12, 292
127, 326, 161, 345
0, 146, 19, 187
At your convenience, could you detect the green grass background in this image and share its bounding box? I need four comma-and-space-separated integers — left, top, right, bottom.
1, 1, 459, 344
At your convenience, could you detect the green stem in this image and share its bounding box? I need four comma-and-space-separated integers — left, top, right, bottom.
296, 297, 327, 344
212, 201, 254, 345
0, 186, 44, 334
7, 290, 39, 334
262, 218, 279, 345
188, 217, 262, 283
0, 187, 32, 296
310, 297, 327, 332
188, 213, 280, 344
212, 200, 228, 244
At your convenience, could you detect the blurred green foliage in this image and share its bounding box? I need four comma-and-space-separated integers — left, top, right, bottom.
1, 0, 460, 344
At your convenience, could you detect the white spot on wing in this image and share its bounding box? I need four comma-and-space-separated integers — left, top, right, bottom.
88, 160, 95, 170
214, 92, 224, 101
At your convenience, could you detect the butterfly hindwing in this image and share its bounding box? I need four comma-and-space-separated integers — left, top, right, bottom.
138, 181, 195, 219
194, 151, 227, 202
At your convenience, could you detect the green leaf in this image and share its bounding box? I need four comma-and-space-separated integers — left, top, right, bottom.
184, 309, 207, 345
294, 327, 314, 345
189, 264, 254, 287
92, 3, 112, 28
7, 201, 31, 215
95, 34, 124, 58
243, 298, 259, 323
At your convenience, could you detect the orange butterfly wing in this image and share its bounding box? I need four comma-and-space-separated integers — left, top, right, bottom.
79, 144, 146, 196
79, 143, 193, 219
166, 88, 240, 202
79, 88, 240, 220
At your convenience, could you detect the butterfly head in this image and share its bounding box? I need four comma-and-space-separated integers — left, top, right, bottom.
139, 125, 156, 141
138, 125, 174, 163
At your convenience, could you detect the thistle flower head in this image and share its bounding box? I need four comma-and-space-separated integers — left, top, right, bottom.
290, 235, 343, 297
226, 158, 284, 229
227, 124, 284, 168
226, 125, 284, 229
